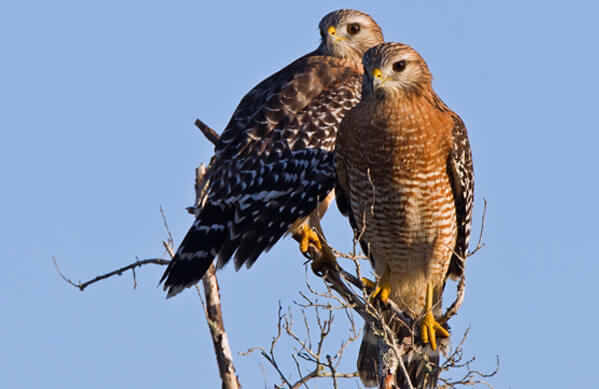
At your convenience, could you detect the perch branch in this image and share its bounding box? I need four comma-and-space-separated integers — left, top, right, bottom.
195, 118, 220, 145
441, 274, 466, 324
198, 265, 241, 389
52, 256, 169, 291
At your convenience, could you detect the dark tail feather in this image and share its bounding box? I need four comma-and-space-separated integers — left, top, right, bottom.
357, 326, 379, 387
159, 206, 230, 298
398, 343, 442, 389
357, 324, 448, 389
160, 254, 214, 298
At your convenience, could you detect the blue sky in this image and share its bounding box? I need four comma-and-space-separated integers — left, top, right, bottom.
2, 1, 598, 388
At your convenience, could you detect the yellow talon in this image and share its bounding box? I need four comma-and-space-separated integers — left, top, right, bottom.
299, 224, 322, 253
421, 283, 449, 351
367, 268, 391, 304
360, 277, 377, 290
296, 224, 338, 273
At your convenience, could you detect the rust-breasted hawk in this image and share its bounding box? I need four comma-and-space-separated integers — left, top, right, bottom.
336, 42, 474, 388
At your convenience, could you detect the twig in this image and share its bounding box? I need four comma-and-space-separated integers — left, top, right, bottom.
244, 286, 361, 389
468, 198, 487, 258
437, 328, 499, 389
289, 369, 358, 389
195, 118, 220, 145
160, 206, 175, 249
52, 256, 169, 291
162, 240, 175, 258
326, 355, 338, 389
441, 274, 466, 324
132, 266, 137, 289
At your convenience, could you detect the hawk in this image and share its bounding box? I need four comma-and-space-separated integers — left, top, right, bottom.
335, 42, 474, 387
160, 9, 384, 298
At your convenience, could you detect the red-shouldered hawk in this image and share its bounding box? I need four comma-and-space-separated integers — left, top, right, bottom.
160, 10, 384, 298
335, 42, 474, 388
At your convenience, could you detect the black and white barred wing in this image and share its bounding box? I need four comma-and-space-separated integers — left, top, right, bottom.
446, 114, 474, 279
160, 55, 362, 297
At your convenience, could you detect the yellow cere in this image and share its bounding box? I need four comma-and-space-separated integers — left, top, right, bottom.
327, 26, 336, 36
373, 68, 383, 79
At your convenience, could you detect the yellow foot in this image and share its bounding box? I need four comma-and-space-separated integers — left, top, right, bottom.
366, 268, 391, 304
360, 277, 377, 290
298, 224, 322, 252
421, 283, 449, 351
297, 224, 338, 273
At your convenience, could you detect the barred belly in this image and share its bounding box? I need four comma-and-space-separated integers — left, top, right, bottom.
353, 164, 457, 317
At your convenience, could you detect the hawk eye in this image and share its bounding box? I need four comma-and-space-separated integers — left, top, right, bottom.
347, 23, 360, 35
393, 60, 406, 72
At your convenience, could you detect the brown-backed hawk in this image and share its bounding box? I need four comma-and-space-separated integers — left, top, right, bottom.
160, 9, 384, 298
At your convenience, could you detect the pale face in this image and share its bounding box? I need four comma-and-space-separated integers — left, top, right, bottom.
318, 10, 384, 61
362, 43, 432, 98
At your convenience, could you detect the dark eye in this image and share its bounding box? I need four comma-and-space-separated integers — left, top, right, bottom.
347, 23, 360, 35
393, 60, 406, 72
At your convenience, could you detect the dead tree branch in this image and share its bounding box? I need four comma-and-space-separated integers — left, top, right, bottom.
241, 292, 360, 389
438, 328, 499, 389
198, 265, 241, 389
468, 198, 487, 259
195, 118, 220, 146
52, 256, 169, 291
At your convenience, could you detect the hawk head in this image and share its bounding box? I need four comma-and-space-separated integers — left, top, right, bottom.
362, 42, 433, 98
318, 9, 384, 64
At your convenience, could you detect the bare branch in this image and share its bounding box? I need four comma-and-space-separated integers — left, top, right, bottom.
244, 278, 362, 389
468, 198, 487, 258
326, 355, 338, 389
441, 274, 466, 324
162, 240, 175, 259
160, 206, 175, 249
437, 328, 499, 389
132, 266, 137, 289
195, 118, 220, 145
198, 264, 241, 389
52, 256, 169, 291
242, 305, 293, 389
